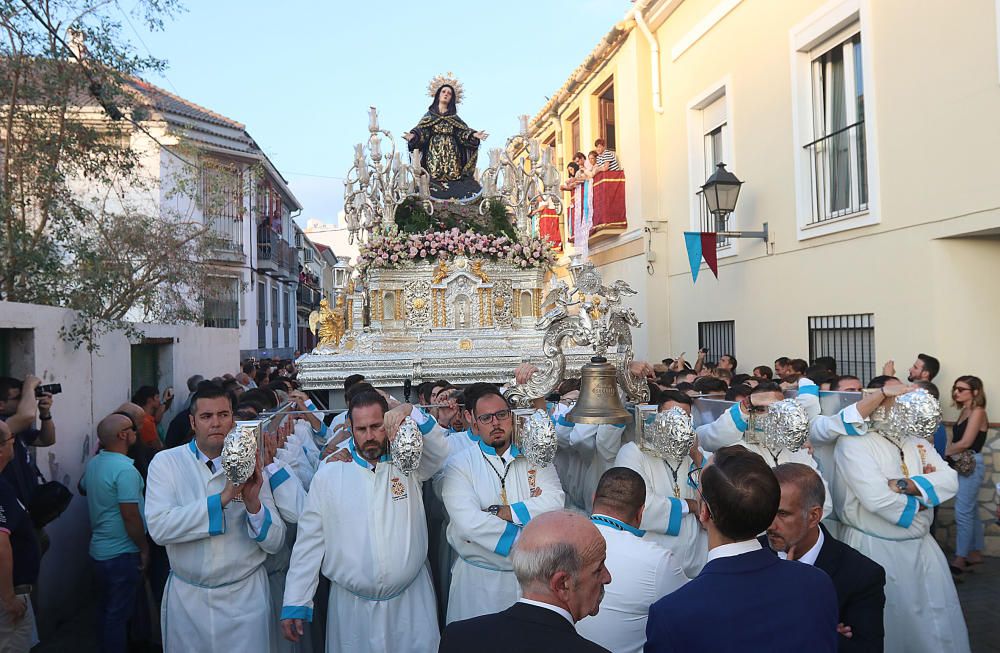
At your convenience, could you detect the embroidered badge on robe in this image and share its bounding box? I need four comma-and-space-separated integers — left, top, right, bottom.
528, 469, 541, 497
391, 477, 408, 501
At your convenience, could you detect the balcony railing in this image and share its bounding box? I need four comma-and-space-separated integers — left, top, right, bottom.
803, 120, 868, 225
257, 226, 297, 273
207, 214, 243, 251
204, 299, 239, 329
297, 285, 321, 309
695, 190, 731, 249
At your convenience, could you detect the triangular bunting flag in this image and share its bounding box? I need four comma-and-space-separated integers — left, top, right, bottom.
701, 232, 719, 278
684, 232, 703, 282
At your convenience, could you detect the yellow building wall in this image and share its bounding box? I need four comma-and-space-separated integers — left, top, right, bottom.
530, 0, 1000, 411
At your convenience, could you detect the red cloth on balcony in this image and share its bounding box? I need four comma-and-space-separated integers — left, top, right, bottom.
538, 205, 562, 253
589, 170, 626, 239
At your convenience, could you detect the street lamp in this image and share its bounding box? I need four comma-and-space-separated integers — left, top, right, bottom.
701, 162, 743, 232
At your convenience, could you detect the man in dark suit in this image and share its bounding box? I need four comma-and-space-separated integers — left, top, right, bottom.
766, 463, 886, 652
645, 446, 838, 653
439, 510, 611, 653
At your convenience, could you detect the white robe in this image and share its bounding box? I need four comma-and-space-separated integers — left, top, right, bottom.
614, 442, 708, 577
146, 440, 287, 653
281, 408, 448, 653
835, 429, 969, 653
553, 408, 625, 511
440, 439, 565, 623
264, 459, 309, 653
695, 399, 834, 519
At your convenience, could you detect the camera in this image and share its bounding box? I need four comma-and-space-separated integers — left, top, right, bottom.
35, 383, 62, 397
700, 347, 710, 354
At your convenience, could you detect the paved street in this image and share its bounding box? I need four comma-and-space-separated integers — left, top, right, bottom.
34, 555, 1000, 652
957, 556, 1000, 653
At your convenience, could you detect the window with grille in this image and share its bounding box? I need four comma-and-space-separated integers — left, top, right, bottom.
805, 30, 868, 224
698, 321, 735, 361
201, 160, 244, 248
808, 313, 875, 383
203, 278, 240, 329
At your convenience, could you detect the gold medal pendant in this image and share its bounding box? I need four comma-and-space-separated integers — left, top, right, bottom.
673, 482, 681, 499
500, 487, 508, 506
901, 461, 909, 478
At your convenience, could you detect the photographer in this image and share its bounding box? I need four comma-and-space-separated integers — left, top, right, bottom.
0, 376, 57, 504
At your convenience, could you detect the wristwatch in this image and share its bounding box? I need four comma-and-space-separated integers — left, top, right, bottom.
895, 479, 909, 493
487, 505, 501, 516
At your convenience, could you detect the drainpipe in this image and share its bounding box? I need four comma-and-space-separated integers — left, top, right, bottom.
627, 4, 664, 114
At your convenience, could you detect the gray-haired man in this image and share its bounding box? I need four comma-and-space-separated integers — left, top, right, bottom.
439, 510, 611, 652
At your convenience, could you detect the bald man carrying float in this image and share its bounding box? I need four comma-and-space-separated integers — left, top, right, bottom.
438, 510, 612, 652
81, 413, 149, 653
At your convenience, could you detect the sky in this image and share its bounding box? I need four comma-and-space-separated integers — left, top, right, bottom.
128, 0, 630, 227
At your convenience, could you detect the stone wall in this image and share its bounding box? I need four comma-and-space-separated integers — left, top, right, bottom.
933, 431, 1000, 556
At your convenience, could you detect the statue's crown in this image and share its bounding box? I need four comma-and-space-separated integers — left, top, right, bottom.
427, 72, 464, 105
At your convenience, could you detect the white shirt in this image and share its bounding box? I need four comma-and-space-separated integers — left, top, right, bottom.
777, 528, 825, 566
517, 598, 573, 625
576, 516, 688, 653
705, 538, 762, 563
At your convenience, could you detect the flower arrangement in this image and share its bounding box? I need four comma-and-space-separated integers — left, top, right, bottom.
358, 227, 556, 272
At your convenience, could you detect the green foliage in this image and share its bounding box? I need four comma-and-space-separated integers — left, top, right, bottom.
0, 1, 230, 351
393, 197, 517, 240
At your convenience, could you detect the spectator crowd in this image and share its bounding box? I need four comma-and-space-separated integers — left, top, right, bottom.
0, 349, 994, 652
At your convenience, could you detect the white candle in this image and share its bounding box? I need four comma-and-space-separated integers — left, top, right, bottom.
370, 136, 381, 160
529, 139, 540, 161
368, 107, 379, 132
392, 151, 401, 173
519, 114, 529, 135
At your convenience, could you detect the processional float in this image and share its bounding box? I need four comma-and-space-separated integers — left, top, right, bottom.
222, 73, 944, 481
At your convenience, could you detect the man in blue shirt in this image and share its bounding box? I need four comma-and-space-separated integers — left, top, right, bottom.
81, 413, 148, 653
0, 419, 41, 651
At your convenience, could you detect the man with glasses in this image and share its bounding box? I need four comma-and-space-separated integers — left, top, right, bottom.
440, 383, 565, 623
646, 446, 838, 652
80, 414, 148, 653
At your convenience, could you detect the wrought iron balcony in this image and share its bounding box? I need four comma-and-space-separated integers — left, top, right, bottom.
803, 120, 868, 225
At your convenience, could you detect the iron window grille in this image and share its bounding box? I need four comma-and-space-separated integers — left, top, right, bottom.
698, 320, 735, 363
808, 313, 875, 383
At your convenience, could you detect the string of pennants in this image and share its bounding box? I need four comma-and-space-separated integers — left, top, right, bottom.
683, 232, 719, 282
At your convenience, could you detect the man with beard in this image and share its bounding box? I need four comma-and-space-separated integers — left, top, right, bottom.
440, 383, 565, 623
882, 353, 940, 384
146, 385, 286, 652
280, 390, 448, 652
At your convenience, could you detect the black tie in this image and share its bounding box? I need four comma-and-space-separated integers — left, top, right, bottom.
206, 460, 215, 473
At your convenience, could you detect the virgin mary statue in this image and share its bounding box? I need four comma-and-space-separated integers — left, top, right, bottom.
403, 73, 488, 200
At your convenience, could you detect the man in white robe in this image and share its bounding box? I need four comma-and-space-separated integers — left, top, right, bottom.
577, 467, 687, 653
552, 400, 626, 512
146, 386, 286, 652
440, 382, 565, 623
696, 381, 834, 519
280, 390, 448, 652
615, 390, 708, 577
834, 377, 970, 653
